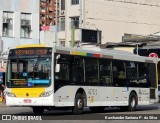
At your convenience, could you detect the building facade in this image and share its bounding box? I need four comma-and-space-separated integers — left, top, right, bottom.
40, 0, 61, 46
58, 0, 160, 47
0, 0, 40, 52
40, 0, 60, 28
0, 0, 40, 82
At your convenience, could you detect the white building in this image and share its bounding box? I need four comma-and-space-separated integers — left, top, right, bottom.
58, 0, 160, 47
0, 0, 40, 53
0, 0, 40, 81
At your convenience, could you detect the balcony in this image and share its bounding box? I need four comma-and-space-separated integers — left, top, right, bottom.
48, 6, 54, 12
40, 3, 46, 7
49, 14, 53, 19
40, 11, 46, 15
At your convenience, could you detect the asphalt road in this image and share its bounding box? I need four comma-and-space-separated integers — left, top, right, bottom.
0, 103, 160, 123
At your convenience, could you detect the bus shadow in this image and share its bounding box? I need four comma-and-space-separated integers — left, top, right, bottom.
16, 105, 159, 116
136, 105, 159, 111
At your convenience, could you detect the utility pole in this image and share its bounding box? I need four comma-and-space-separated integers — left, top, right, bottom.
79, 0, 83, 48
55, 0, 58, 47
71, 25, 75, 47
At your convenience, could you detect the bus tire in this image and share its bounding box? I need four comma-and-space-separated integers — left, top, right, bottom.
72, 93, 84, 114
120, 106, 128, 111
32, 106, 44, 115
128, 93, 137, 111
90, 107, 105, 113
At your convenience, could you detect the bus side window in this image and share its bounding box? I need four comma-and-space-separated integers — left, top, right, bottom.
126, 61, 138, 86
149, 63, 156, 88
85, 58, 99, 84
112, 60, 126, 87
99, 59, 112, 86
71, 56, 84, 83
138, 62, 149, 87
138, 63, 148, 81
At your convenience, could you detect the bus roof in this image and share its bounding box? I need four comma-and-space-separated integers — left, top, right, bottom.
11, 45, 157, 63
54, 46, 157, 63
16, 44, 46, 48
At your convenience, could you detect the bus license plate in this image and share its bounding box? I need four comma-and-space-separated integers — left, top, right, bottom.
23, 99, 32, 103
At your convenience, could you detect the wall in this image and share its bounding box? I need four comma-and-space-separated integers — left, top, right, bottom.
64, 2, 80, 47
40, 31, 55, 46
0, 0, 39, 51
84, 0, 160, 43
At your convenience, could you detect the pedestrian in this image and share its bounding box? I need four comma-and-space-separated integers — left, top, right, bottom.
0, 84, 6, 103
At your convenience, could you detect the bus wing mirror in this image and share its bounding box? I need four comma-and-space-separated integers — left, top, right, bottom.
55, 55, 60, 72
55, 64, 60, 73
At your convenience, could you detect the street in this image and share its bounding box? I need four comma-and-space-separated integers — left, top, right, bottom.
0, 103, 160, 123
0, 103, 160, 119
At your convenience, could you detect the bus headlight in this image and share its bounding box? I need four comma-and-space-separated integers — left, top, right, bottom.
40, 91, 53, 97
6, 92, 16, 97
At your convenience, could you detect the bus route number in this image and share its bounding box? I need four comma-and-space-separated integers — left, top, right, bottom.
88, 89, 97, 95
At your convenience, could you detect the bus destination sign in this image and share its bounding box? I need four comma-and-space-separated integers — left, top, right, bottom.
15, 49, 48, 55
9, 48, 52, 56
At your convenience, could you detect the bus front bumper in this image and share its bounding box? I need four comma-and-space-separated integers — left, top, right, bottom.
6, 95, 54, 106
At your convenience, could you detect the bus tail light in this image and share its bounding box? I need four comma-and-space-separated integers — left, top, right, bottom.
40, 91, 53, 97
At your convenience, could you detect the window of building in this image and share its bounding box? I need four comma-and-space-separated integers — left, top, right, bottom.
2, 11, 13, 37
61, 0, 65, 10
49, 0, 52, 5
71, 0, 79, 5
71, 17, 79, 28
60, 17, 65, 31
60, 41, 65, 47
20, 13, 31, 38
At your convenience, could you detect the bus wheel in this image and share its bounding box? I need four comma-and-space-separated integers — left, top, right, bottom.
120, 106, 128, 111
90, 107, 105, 113
72, 93, 84, 114
128, 93, 137, 111
32, 107, 44, 115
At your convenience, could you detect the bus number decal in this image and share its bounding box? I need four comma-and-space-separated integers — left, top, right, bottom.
88, 89, 97, 95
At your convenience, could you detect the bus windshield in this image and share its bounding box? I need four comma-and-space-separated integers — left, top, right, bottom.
7, 57, 51, 88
